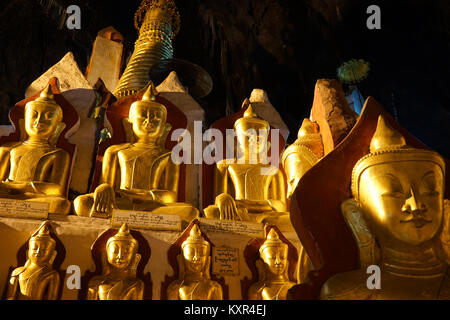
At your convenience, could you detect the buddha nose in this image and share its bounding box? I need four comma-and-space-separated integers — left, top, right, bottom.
402, 188, 424, 213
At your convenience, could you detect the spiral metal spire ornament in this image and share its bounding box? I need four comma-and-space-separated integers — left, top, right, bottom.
113, 0, 180, 99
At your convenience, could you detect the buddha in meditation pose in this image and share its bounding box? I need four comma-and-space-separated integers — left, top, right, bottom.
74, 84, 198, 222
167, 224, 223, 300
321, 115, 450, 299
87, 223, 144, 300
248, 228, 296, 300
0, 84, 71, 214
204, 104, 289, 228
6, 221, 60, 300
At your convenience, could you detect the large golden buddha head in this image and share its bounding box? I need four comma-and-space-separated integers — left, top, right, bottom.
352, 116, 445, 247
234, 102, 270, 159
129, 82, 167, 140
259, 228, 289, 276
181, 224, 210, 273
106, 224, 139, 270
24, 84, 63, 141
28, 221, 56, 265
282, 118, 323, 198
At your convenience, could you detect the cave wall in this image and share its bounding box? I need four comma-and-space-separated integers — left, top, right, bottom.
0, 0, 448, 156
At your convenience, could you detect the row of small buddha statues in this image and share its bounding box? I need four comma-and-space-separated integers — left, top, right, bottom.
0, 78, 449, 299
0, 81, 308, 230
5, 221, 295, 300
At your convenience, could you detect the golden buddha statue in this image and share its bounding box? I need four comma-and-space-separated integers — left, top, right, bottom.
167, 224, 223, 300
0, 84, 71, 214
74, 83, 198, 223
6, 221, 60, 300
203, 104, 289, 228
282, 118, 324, 198
87, 223, 144, 300
249, 228, 296, 300
321, 115, 450, 299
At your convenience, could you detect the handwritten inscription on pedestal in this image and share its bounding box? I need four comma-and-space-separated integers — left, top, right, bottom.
111, 209, 181, 231
0, 198, 48, 219
198, 218, 263, 237
212, 247, 239, 276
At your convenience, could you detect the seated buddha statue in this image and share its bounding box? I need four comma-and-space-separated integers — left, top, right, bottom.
248, 228, 296, 300
74, 83, 198, 223
6, 221, 60, 300
320, 115, 450, 300
203, 105, 289, 228
282, 118, 323, 198
0, 84, 71, 214
167, 224, 223, 300
87, 223, 144, 300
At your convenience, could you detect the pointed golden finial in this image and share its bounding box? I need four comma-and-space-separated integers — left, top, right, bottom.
260, 228, 287, 253
182, 224, 209, 249
298, 118, 319, 138
107, 223, 138, 247
142, 81, 158, 102
369, 115, 406, 153
31, 83, 58, 106
30, 221, 56, 245
243, 103, 257, 118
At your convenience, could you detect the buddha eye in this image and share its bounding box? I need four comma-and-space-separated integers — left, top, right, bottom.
381, 191, 404, 198
420, 172, 441, 197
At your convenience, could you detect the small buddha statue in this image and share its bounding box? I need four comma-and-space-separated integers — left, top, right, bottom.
248, 228, 296, 300
321, 115, 450, 299
203, 103, 289, 227
282, 118, 324, 198
167, 224, 223, 300
87, 223, 144, 300
6, 221, 60, 300
0, 84, 71, 214
74, 83, 198, 223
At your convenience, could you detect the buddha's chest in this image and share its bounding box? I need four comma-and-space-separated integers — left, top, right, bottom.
10, 145, 53, 181
18, 268, 48, 298
227, 164, 275, 200
179, 281, 210, 300
98, 280, 126, 300
118, 147, 162, 189
261, 282, 291, 300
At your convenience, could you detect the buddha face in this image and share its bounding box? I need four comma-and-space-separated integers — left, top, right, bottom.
106, 240, 137, 270
129, 102, 166, 140
182, 244, 209, 273
283, 153, 304, 198
28, 239, 55, 265
235, 124, 269, 160
359, 161, 444, 246
25, 103, 62, 140
261, 245, 288, 276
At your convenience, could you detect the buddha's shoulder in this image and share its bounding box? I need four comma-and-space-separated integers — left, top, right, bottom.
438, 269, 450, 300
320, 269, 373, 300
0, 141, 22, 151
105, 143, 133, 154
10, 266, 27, 277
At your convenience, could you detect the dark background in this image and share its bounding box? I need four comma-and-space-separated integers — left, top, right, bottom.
0, 0, 448, 156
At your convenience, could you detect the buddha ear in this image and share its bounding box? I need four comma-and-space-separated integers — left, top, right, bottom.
49, 250, 57, 266
122, 118, 135, 143
204, 256, 211, 279
130, 253, 141, 277
101, 251, 110, 274
49, 122, 66, 146
176, 254, 185, 278
158, 123, 172, 149
18, 119, 27, 141
439, 199, 450, 264
341, 198, 380, 268
255, 259, 267, 282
